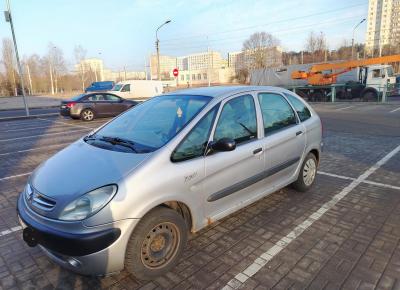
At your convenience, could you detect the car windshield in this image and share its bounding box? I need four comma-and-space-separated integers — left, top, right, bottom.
91, 95, 211, 152
387, 67, 394, 77
111, 84, 123, 91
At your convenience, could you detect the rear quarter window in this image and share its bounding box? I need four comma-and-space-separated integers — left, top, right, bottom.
284, 93, 312, 122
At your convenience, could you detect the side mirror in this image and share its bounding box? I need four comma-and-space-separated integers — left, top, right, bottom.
382, 74, 386, 78
211, 138, 236, 152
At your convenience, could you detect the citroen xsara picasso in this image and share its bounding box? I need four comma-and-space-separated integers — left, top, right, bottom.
17, 86, 322, 279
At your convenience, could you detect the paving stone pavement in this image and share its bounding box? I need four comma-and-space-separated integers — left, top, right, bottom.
0, 104, 399, 290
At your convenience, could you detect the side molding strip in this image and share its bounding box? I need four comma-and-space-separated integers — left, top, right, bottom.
207, 157, 300, 202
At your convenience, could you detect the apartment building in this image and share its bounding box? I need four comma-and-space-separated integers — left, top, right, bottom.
150, 51, 223, 80
365, 0, 400, 55
228, 46, 283, 70
75, 58, 104, 81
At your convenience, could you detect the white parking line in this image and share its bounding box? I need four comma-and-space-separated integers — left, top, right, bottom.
0, 124, 69, 133
0, 142, 71, 157
0, 128, 89, 142
37, 118, 93, 129
0, 226, 23, 237
222, 144, 400, 290
0, 172, 31, 181
389, 107, 400, 113
318, 171, 400, 191
335, 106, 354, 111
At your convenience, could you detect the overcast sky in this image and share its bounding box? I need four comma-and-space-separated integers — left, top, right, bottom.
0, 0, 368, 71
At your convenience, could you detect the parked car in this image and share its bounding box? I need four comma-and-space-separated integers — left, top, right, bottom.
59, 93, 138, 121
110, 80, 163, 99
18, 86, 322, 279
85, 81, 115, 93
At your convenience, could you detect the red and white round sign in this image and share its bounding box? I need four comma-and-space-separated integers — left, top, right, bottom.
173, 68, 179, 77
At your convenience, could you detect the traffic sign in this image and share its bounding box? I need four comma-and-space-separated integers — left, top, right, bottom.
173, 68, 179, 77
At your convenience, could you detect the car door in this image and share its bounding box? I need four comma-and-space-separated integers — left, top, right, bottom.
105, 94, 125, 116
119, 84, 131, 98
203, 93, 265, 221
87, 94, 112, 116
258, 92, 306, 189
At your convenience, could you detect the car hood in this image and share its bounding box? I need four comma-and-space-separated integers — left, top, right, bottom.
31, 139, 151, 206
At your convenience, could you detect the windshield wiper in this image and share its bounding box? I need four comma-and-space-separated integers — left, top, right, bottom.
100, 136, 138, 152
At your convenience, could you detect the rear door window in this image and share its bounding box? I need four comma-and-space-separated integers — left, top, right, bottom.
284, 93, 311, 122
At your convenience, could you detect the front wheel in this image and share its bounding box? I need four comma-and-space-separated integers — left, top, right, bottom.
125, 207, 188, 280
292, 153, 318, 192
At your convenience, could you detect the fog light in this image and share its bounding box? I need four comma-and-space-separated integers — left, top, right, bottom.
67, 257, 81, 268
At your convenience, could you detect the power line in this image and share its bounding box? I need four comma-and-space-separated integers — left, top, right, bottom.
161, 2, 367, 43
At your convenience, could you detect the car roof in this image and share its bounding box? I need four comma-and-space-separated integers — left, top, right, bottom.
163, 85, 290, 99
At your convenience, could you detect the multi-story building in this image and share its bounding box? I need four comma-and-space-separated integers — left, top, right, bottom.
75, 58, 104, 81
150, 55, 177, 80
365, 0, 400, 55
228, 47, 283, 70
150, 51, 224, 80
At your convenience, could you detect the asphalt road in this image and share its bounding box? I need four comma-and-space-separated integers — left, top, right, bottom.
0, 103, 399, 289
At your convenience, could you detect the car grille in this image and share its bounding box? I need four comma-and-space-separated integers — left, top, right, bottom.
28, 188, 56, 211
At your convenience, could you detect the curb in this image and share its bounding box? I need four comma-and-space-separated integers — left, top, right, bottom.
0, 113, 59, 122
0, 105, 59, 112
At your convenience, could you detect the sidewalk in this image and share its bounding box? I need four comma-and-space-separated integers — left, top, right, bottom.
0, 96, 63, 111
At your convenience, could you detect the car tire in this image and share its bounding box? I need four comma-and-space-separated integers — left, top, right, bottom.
125, 206, 188, 280
80, 109, 95, 121
292, 152, 318, 192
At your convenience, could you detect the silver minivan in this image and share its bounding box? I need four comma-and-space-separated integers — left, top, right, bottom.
18, 86, 322, 279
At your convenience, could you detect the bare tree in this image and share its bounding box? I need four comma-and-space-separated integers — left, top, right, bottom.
305, 31, 328, 63
242, 32, 281, 69
74, 45, 87, 91
47, 43, 66, 94
1, 38, 18, 96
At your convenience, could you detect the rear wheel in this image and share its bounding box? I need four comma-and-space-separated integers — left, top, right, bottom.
125, 207, 188, 280
361, 90, 378, 102
292, 153, 317, 192
80, 109, 95, 121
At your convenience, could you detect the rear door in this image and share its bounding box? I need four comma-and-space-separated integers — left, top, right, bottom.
258, 92, 306, 188
203, 93, 265, 220
87, 94, 112, 116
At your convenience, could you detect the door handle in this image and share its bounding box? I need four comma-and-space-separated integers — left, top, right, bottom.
296, 131, 303, 136
253, 148, 263, 154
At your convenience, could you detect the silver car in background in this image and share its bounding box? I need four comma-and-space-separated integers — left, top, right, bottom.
17, 86, 322, 279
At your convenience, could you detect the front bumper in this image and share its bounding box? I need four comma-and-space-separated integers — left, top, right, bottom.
17, 193, 139, 275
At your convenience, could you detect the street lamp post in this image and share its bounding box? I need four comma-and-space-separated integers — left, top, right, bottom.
155, 20, 171, 81
351, 18, 366, 59
4, 0, 29, 116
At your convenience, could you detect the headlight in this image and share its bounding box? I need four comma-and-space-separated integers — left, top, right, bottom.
24, 183, 33, 200
59, 185, 117, 221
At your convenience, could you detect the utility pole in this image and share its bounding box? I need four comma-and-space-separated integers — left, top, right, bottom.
124, 66, 127, 80
301, 51, 304, 64
4, 0, 29, 115
144, 57, 148, 80
49, 61, 54, 94
207, 36, 211, 87
351, 18, 366, 59
26, 63, 33, 95
155, 20, 171, 80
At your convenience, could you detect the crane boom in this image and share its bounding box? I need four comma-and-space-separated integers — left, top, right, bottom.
292, 54, 400, 86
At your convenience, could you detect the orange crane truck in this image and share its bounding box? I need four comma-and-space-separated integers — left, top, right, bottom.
290, 55, 400, 101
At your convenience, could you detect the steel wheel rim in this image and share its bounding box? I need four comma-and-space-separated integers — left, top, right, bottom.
303, 158, 316, 186
83, 110, 93, 120
140, 222, 180, 269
